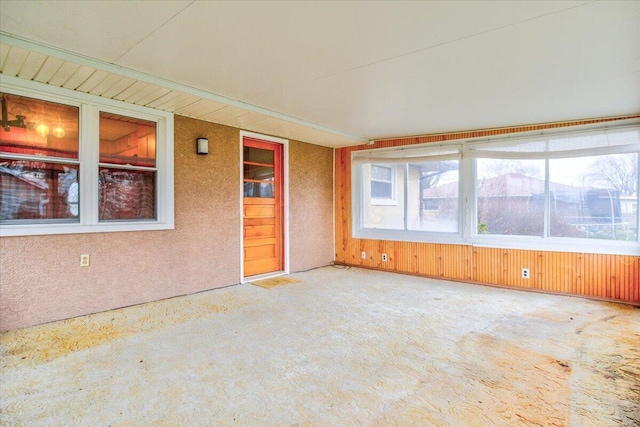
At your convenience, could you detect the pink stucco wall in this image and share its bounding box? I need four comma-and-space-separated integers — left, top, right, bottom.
0, 116, 334, 331
289, 140, 334, 272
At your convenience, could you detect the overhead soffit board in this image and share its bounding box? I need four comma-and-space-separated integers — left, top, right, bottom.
0, 38, 366, 148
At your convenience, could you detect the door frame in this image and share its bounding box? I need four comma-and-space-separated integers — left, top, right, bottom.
239, 130, 289, 282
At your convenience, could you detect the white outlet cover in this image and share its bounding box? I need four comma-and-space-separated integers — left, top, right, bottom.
80, 254, 90, 267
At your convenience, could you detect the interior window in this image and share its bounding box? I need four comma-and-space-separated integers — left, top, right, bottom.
0, 93, 80, 222
98, 112, 157, 221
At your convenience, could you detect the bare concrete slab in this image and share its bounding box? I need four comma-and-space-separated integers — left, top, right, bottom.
1, 266, 638, 426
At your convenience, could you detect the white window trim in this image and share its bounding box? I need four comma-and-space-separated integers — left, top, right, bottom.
352, 120, 640, 256
0, 75, 174, 237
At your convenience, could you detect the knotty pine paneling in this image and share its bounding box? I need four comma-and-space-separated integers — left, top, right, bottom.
335, 116, 640, 303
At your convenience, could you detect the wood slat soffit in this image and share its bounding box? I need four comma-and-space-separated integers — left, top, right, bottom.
0, 42, 365, 148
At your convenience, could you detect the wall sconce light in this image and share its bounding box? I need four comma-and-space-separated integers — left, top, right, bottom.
196, 137, 208, 155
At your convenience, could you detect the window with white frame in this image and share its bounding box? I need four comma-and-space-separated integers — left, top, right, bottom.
98, 112, 157, 221
0, 78, 174, 236
362, 163, 403, 229
475, 158, 545, 236
370, 164, 396, 202
353, 145, 462, 235
0, 93, 80, 223
352, 123, 640, 255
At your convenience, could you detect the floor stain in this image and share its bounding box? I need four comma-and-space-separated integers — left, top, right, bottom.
575, 314, 619, 335
0, 287, 252, 364
456, 333, 571, 427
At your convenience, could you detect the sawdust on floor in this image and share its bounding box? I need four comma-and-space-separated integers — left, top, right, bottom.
250, 276, 302, 289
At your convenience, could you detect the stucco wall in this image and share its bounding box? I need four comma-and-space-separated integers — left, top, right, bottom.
289, 140, 334, 272
0, 116, 334, 331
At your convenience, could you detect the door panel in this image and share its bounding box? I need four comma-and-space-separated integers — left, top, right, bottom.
244, 223, 275, 239
245, 244, 276, 260
245, 205, 275, 218
242, 138, 283, 277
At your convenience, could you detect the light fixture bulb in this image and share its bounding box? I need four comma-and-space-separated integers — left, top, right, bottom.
52, 126, 65, 138
36, 122, 50, 138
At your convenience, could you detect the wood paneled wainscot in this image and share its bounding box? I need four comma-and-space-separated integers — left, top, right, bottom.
335, 117, 640, 303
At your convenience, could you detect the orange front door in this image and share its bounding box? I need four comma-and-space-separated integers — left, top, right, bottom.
242, 138, 283, 277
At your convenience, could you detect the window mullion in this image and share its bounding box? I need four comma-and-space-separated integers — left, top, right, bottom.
544, 158, 550, 238
462, 156, 474, 239
637, 153, 640, 243
404, 164, 408, 231
79, 103, 99, 226
356, 163, 364, 232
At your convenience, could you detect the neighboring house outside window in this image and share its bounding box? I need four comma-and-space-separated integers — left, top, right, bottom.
359, 163, 403, 230
370, 164, 395, 203
0, 77, 174, 236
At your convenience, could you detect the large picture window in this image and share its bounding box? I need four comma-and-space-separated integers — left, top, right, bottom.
0, 77, 174, 236
352, 123, 640, 255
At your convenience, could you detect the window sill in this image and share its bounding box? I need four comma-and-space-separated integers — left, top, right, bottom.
353, 228, 467, 245
353, 229, 640, 256
370, 199, 398, 206
0, 221, 175, 237
471, 235, 640, 256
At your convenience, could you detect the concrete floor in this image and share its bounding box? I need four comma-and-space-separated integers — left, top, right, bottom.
1, 266, 639, 426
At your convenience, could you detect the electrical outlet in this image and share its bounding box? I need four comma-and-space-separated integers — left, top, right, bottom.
80, 254, 90, 267
382, 253, 388, 262
361, 251, 366, 259
522, 268, 530, 279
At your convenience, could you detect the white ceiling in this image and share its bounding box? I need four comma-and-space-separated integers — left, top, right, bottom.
0, 0, 638, 147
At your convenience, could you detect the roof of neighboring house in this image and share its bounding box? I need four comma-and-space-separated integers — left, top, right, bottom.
423, 173, 602, 199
